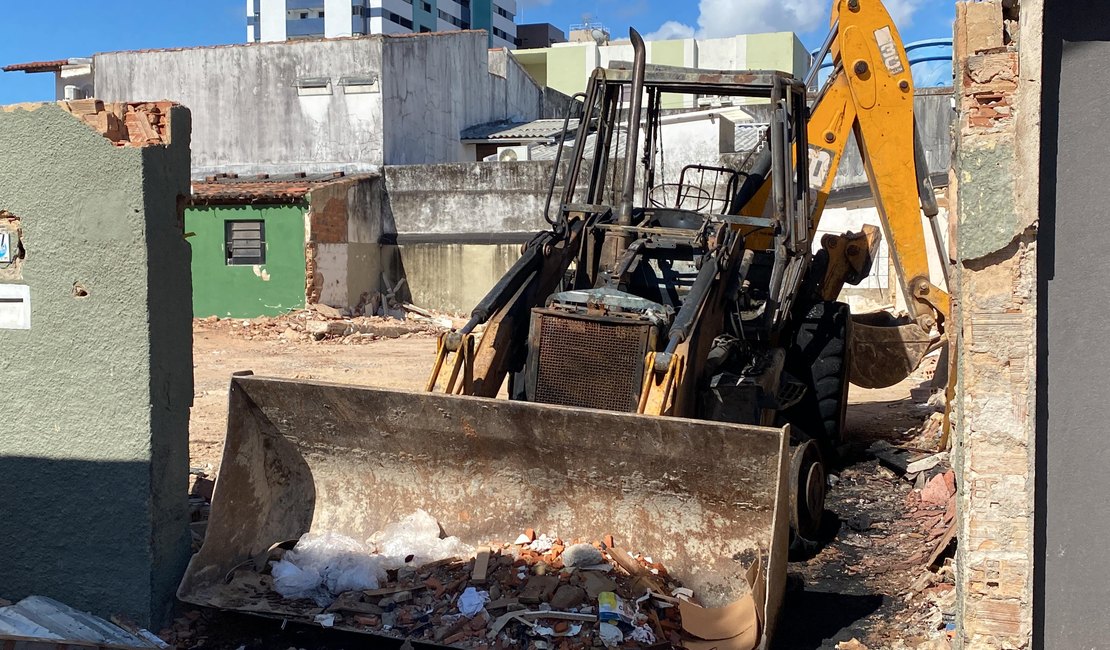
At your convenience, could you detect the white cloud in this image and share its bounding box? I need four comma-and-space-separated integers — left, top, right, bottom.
646, 0, 923, 43
697, 0, 829, 37
645, 20, 696, 41
882, 0, 925, 29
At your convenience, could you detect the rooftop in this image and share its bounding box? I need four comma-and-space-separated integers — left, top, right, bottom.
2, 59, 71, 74
461, 118, 579, 144
190, 172, 375, 205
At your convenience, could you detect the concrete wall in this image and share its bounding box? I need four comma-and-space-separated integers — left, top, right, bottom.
0, 102, 193, 627
1037, 2, 1110, 647
381, 33, 543, 165
187, 204, 308, 318
950, 2, 1040, 647
402, 243, 520, 313
94, 32, 544, 175
383, 159, 575, 312
306, 175, 399, 310
95, 38, 387, 177
384, 160, 563, 237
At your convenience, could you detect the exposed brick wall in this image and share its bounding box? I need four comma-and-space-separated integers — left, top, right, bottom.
59, 99, 176, 147
308, 183, 349, 245
952, 1, 1041, 648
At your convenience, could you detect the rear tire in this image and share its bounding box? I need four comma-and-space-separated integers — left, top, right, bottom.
783, 301, 852, 459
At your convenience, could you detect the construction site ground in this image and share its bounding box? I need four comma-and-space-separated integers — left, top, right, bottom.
185, 318, 954, 650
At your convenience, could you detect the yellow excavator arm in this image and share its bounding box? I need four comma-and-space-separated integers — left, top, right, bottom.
808, 0, 950, 329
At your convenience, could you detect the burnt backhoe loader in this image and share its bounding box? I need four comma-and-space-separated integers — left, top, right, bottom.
181, 1, 950, 646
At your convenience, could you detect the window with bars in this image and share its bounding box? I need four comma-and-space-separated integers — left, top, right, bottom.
225, 220, 266, 265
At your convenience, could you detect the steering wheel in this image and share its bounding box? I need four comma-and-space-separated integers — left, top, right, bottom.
648, 183, 714, 212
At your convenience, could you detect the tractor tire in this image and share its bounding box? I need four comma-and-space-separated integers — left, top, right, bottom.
783, 301, 852, 458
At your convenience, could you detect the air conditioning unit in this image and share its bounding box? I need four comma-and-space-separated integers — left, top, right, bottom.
496, 145, 532, 162
483, 152, 501, 162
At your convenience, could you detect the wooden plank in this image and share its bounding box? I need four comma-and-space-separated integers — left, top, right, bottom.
926, 521, 957, 567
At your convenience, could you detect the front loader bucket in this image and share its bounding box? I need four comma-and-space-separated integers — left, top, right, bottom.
849, 312, 938, 389
179, 375, 790, 647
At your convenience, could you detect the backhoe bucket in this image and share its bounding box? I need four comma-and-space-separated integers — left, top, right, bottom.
849, 312, 938, 389
179, 375, 790, 647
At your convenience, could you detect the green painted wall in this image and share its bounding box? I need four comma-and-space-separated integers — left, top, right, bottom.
187, 204, 307, 318
745, 32, 803, 75
0, 103, 193, 627
652, 39, 689, 109
546, 45, 588, 97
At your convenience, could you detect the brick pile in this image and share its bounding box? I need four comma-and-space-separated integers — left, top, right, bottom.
293, 532, 686, 648
60, 99, 175, 147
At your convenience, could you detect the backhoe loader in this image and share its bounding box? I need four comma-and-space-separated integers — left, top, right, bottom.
181, 1, 950, 646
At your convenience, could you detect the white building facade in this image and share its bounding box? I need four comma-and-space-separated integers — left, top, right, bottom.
247, 0, 518, 49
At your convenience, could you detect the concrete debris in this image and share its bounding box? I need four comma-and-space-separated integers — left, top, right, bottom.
0, 596, 167, 648
192, 307, 465, 345
308, 303, 344, 319
562, 543, 606, 568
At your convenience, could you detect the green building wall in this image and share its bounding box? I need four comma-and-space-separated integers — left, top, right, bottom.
186, 204, 307, 318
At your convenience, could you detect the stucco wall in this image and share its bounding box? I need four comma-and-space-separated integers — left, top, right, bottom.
187, 204, 308, 318
0, 103, 192, 627
94, 38, 387, 177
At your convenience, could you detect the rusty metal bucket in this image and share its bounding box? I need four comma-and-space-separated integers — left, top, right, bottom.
848, 311, 939, 389
179, 376, 791, 647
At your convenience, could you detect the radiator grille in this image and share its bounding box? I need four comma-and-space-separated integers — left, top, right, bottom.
533, 313, 650, 412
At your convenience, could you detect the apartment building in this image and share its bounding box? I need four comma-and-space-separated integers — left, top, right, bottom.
247, 0, 518, 49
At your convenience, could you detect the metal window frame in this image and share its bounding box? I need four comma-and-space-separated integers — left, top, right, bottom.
225, 220, 266, 266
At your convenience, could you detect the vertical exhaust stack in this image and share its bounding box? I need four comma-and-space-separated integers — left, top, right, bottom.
616, 28, 647, 236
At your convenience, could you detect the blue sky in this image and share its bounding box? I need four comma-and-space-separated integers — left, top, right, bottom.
0, 0, 955, 104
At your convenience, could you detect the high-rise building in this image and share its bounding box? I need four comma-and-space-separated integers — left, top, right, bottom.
247, 0, 518, 49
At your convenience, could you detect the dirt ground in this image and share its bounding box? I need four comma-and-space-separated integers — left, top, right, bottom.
185, 319, 954, 649
190, 320, 439, 473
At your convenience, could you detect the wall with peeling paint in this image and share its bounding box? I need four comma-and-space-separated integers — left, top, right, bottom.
187, 204, 308, 318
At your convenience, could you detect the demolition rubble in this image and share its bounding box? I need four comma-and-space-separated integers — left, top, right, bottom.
186, 509, 751, 649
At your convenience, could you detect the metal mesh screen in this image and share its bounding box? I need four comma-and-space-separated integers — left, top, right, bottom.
534, 314, 648, 413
